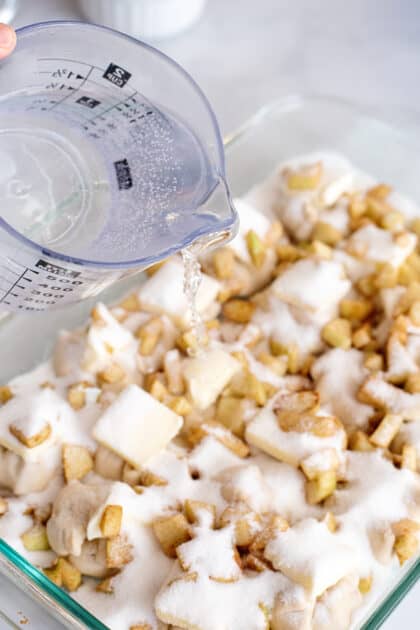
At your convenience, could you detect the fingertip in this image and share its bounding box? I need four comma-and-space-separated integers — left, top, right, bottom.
0, 23, 16, 59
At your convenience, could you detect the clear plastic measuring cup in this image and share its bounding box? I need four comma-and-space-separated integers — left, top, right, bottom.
0, 21, 237, 312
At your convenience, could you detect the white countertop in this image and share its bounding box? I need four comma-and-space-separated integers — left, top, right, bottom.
2, 0, 420, 628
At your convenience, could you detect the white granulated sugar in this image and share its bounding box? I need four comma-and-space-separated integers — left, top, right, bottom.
311, 348, 373, 429
301, 448, 340, 475
53, 330, 85, 378
82, 303, 137, 373
0, 388, 79, 462
379, 286, 406, 319
252, 452, 311, 522
276, 194, 317, 241
264, 518, 356, 595
330, 451, 420, 527
245, 151, 354, 241
327, 451, 420, 573
229, 197, 271, 263
332, 249, 374, 283
347, 224, 417, 268
245, 406, 346, 467
137, 257, 220, 326
219, 464, 273, 513
177, 525, 240, 581
271, 259, 351, 313
386, 336, 419, 383
312, 574, 362, 630
0, 475, 63, 567
188, 435, 244, 478
318, 202, 350, 233
74, 522, 173, 630
254, 296, 323, 357
156, 563, 301, 630
393, 421, 420, 467
361, 375, 420, 420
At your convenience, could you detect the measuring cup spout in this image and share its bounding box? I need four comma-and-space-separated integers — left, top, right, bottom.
191, 175, 239, 250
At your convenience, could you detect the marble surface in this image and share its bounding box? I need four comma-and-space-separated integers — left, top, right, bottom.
1, 0, 420, 628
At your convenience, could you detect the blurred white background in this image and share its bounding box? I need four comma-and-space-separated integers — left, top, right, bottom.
12, 0, 420, 133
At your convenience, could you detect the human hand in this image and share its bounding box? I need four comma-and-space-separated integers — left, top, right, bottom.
0, 23, 16, 60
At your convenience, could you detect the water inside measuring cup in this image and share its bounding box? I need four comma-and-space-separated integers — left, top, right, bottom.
0, 89, 225, 265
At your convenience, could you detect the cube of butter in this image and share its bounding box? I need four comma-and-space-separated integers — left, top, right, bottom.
138, 258, 221, 327
93, 384, 182, 468
183, 349, 241, 410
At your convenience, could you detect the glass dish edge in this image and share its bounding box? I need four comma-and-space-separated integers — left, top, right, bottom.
0, 93, 419, 629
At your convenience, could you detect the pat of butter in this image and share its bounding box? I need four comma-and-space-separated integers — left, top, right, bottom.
93, 384, 182, 468
183, 349, 241, 410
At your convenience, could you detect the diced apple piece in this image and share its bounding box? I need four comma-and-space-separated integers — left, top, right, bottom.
250, 515, 289, 553
100, 505, 123, 538
222, 298, 255, 323
228, 198, 271, 264
60, 558, 82, 591
306, 470, 337, 505
322, 318, 352, 350
369, 414, 403, 448
9, 422, 51, 449
21, 524, 50, 551
300, 449, 340, 481
153, 513, 191, 558
0, 497, 8, 516
0, 386, 13, 405
246, 230, 267, 268
187, 421, 249, 458
106, 535, 133, 569
394, 533, 419, 565
62, 444, 93, 482
285, 162, 323, 191
96, 576, 115, 594
212, 247, 235, 279
401, 444, 417, 471
82, 303, 135, 372
184, 500, 216, 528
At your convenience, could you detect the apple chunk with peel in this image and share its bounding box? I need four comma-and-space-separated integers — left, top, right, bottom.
93, 384, 183, 468
183, 349, 242, 410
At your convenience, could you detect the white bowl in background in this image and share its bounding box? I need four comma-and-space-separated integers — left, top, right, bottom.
78, 0, 207, 40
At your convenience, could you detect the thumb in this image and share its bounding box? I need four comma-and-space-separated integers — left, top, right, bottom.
0, 24, 16, 60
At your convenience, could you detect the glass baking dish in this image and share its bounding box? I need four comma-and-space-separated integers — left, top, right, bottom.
1, 94, 420, 629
